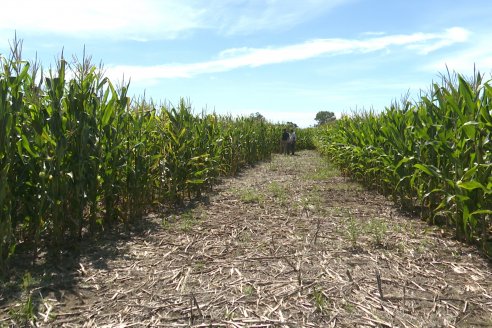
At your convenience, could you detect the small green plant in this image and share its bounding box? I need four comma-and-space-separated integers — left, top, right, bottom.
268, 161, 281, 172
304, 162, 338, 180
239, 230, 252, 243
224, 308, 234, 320
310, 193, 322, 211
343, 301, 355, 313
312, 286, 328, 313
416, 238, 431, 254
396, 241, 406, 253
346, 216, 360, 248
366, 218, 388, 246
404, 222, 418, 238
10, 272, 36, 325
299, 189, 323, 215
194, 260, 205, 271
238, 188, 263, 203
268, 182, 288, 205
243, 285, 254, 296
179, 211, 198, 232
161, 216, 173, 230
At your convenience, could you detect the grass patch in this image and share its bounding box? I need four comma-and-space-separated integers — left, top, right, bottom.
346, 216, 361, 248
304, 162, 339, 180
311, 285, 329, 314
9, 272, 36, 325
242, 285, 254, 296
366, 218, 388, 246
267, 181, 288, 205
239, 230, 252, 243
268, 161, 281, 172
299, 192, 322, 214
194, 260, 206, 271
161, 217, 172, 230
179, 210, 200, 232
236, 188, 264, 204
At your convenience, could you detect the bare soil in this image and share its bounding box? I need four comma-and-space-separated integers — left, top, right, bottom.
1, 150, 491, 327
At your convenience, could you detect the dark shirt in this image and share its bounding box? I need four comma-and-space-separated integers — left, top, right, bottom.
282, 131, 290, 141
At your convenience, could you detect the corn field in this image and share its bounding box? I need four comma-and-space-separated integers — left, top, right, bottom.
0, 41, 310, 274
315, 72, 492, 256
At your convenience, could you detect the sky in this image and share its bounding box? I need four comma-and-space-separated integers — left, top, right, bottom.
1, 0, 491, 127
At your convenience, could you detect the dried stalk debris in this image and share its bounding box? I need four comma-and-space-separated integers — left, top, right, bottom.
1, 150, 491, 327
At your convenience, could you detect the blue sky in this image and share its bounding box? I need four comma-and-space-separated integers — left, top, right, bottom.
1, 0, 491, 127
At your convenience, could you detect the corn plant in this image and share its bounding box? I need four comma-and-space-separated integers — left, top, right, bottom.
315, 71, 492, 255
0, 39, 316, 273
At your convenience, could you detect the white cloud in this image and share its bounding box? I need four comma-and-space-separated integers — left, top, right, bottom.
105, 27, 470, 81
423, 34, 492, 75
206, 0, 355, 35
0, 0, 205, 40
0, 0, 354, 40
406, 27, 470, 55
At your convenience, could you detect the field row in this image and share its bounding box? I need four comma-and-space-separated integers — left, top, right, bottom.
315, 71, 492, 256
0, 43, 314, 273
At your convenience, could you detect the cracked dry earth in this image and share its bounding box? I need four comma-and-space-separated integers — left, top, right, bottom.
1, 150, 492, 327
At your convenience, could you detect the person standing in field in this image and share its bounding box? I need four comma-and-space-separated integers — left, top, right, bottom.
281, 129, 290, 154
288, 129, 297, 155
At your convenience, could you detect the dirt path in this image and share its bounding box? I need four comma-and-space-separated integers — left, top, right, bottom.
2, 150, 492, 327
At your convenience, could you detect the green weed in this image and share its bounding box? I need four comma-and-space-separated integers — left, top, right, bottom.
366, 218, 388, 246
304, 162, 339, 180
312, 286, 329, 313
179, 211, 199, 232
9, 272, 36, 325
268, 182, 288, 205
346, 216, 361, 248
243, 285, 254, 296
237, 188, 264, 204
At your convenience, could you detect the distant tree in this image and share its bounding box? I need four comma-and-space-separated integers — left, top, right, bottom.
315, 111, 336, 126
250, 112, 266, 122
286, 121, 298, 128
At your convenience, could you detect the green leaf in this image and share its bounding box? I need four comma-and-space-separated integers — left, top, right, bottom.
186, 179, 205, 185
457, 180, 486, 191
21, 135, 37, 157
414, 163, 441, 178
101, 105, 114, 127
394, 156, 414, 171
462, 165, 479, 181
461, 121, 478, 139
470, 209, 492, 216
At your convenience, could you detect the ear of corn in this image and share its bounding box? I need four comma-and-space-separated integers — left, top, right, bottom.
315, 71, 492, 255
